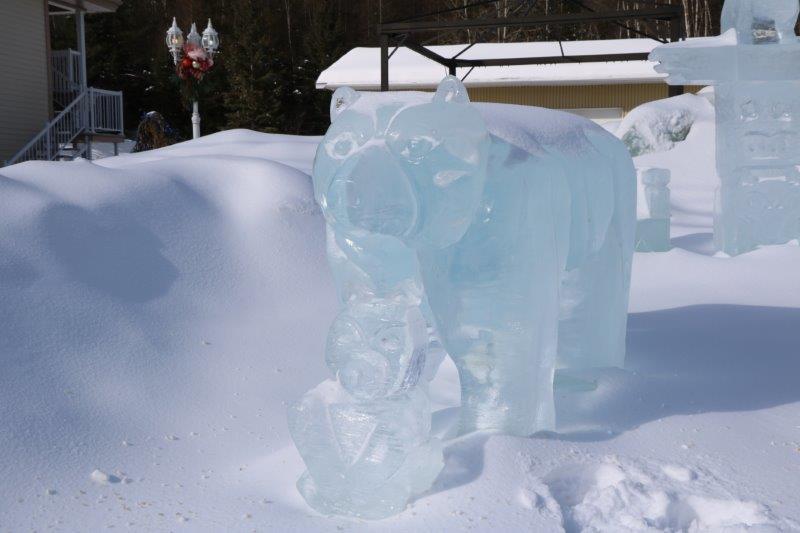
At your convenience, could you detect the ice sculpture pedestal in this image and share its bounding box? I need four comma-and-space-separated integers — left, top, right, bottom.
651, 0, 800, 256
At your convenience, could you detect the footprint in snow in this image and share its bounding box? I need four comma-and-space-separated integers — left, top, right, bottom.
537, 456, 784, 532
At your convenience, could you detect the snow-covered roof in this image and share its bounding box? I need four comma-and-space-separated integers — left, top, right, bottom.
317, 38, 674, 90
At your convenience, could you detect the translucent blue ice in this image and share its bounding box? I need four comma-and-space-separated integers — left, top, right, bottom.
636, 168, 672, 253
651, 0, 800, 255
288, 77, 636, 519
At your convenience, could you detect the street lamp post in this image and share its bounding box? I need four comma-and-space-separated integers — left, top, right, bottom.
166, 17, 219, 139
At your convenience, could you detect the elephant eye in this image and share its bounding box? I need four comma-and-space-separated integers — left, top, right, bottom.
325, 132, 360, 160
400, 136, 438, 163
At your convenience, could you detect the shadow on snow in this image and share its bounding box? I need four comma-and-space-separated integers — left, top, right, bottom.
430, 303, 800, 493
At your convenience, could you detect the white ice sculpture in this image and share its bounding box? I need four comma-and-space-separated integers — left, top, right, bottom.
636, 168, 672, 252
287, 77, 636, 519
651, 0, 800, 255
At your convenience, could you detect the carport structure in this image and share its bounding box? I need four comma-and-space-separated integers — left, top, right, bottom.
378, 0, 686, 96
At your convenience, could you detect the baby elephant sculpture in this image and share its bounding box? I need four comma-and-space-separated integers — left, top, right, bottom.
288, 77, 636, 519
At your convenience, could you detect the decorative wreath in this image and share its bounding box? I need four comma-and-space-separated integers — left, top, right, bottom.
176, 43, 214, 82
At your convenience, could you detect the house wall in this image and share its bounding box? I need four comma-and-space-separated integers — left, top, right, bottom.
467, 84, 705, 116
343, 82, 705, 120
0, 0, 50, 163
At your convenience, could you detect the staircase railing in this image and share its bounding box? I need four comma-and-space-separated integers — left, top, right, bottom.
51, 49, 84, 108
5, 88, 124, 167
88, 88, 124, 133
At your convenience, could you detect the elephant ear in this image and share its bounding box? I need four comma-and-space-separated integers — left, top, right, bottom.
330, 86, 360, 123
433, 75, 470, 104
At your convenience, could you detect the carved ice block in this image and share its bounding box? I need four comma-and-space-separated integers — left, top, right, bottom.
288, 77, 636, 519
636, 168, 672, 253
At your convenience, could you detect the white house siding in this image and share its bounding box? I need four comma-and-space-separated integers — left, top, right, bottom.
0, 0, 50, 163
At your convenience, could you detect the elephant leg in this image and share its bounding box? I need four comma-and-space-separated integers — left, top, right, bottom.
558, 226, 628, 370
446, 325, 557, 437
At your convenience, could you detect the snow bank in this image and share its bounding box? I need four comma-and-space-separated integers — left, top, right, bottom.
617, 93, 714, 156
0, 130, 339, 531
1, 118, 799, 531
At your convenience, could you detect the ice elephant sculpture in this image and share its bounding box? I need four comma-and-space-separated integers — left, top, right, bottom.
651, 0, 800, 255
288, 77, 636, 519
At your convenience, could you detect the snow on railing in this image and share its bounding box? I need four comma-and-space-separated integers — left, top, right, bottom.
5, 88, 123, 167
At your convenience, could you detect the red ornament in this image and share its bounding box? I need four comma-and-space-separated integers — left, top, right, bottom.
176, 43, 214, 82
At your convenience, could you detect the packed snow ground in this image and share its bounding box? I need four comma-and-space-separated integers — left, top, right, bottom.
1, 103, 799, 532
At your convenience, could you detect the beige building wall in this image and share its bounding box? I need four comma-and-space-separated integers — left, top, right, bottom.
467, 84, 704, 116
0, 0, 50, 163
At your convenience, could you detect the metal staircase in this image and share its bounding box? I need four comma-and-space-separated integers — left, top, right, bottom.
4, 49, 124, 167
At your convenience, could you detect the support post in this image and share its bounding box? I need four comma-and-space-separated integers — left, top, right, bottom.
192, 100, 201, 139
380, 34, 389, 91
668, 13, 685, 98
668, 85, 685, 97
67, 50, 74, 87
88, 88, 95, 131
75, 10, 88, 90
120, 96, 124, 133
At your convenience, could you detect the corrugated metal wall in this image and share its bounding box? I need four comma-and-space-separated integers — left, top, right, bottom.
467, 84, 704, 115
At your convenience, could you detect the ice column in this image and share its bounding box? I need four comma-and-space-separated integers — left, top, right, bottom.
636, 168, 672, 252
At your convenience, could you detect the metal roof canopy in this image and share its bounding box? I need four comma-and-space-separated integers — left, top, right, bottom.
378, 0, 686, 95
48, 0, 123, 15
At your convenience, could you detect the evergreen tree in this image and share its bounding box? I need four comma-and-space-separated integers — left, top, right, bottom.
300, 0, 348, 134
223, 0, 277, 131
